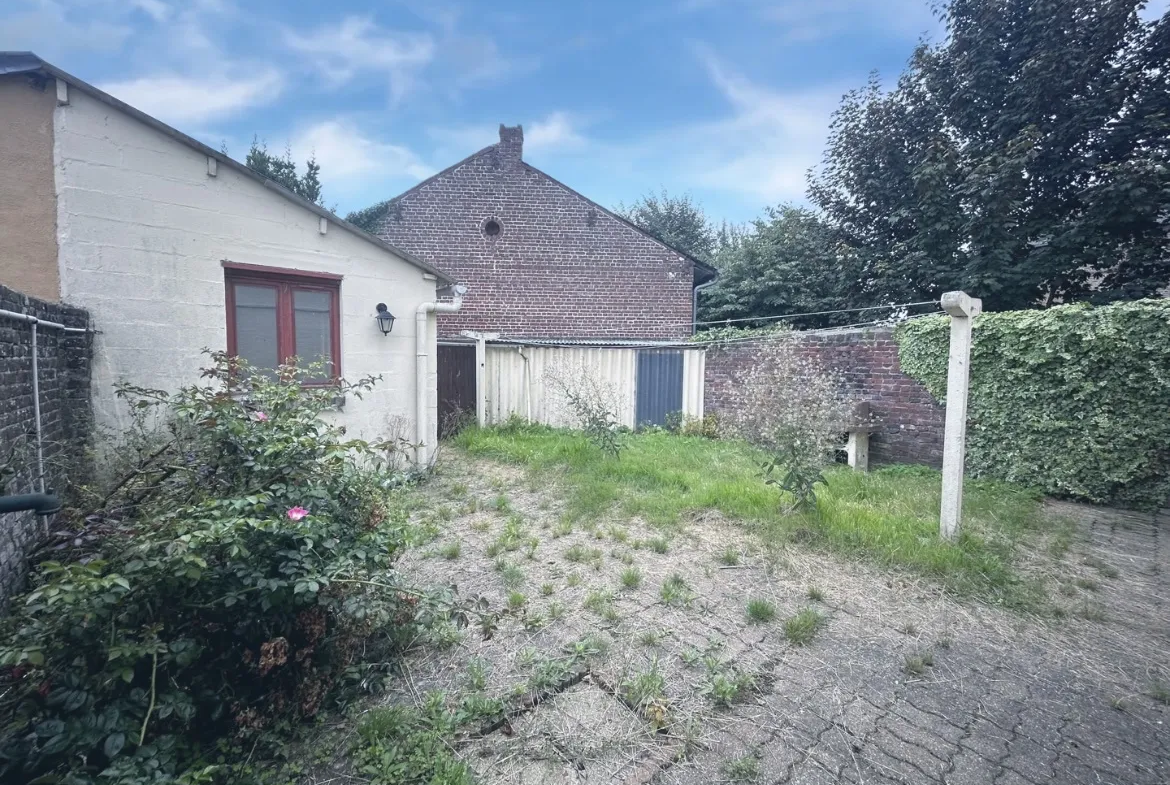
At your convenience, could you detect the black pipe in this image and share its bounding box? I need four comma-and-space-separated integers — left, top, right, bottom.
0, 493, 61, 516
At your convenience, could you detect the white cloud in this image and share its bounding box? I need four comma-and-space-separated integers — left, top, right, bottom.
284, 16, 434, 104
0, 3, 133, 56
623, 50, 842, 205
761, 0, 940, 42
130, 0, 170, 22
99, 69, 283, 125
526, 112, 586, 151
290, 120, 432, 184
426, 112, 588, 161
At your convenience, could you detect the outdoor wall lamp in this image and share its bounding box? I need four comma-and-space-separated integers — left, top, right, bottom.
374, 303, 396, 335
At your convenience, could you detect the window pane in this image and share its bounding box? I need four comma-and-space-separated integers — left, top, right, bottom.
294, 288, 333, 381
233, 284, 278, 372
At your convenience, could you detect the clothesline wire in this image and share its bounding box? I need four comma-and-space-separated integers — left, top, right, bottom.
684, 310, 944, 347
690, 300, 941, 329
517, 299, 943, 338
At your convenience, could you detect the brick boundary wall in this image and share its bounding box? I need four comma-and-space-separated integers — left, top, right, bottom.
704, 328, 945, 467
0, 284, 92, 603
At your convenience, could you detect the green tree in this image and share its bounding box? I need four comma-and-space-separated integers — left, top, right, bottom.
700, 206, 861, 328
616, 190, 716, 262
244, 137, 324, 205
809, 0, 1170, 311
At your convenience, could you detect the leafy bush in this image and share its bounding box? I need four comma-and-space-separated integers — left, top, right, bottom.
720, 334, 851, 510
896, 300, 1170, 509
545, 366, 625, 458
0, 354, 423, 783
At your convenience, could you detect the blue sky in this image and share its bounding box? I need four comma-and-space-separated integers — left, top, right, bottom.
4, 0, 1167, 224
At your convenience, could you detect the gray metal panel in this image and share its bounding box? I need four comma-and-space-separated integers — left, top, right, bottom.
636, 349, 684, 428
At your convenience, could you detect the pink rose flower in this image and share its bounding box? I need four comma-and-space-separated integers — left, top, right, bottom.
252, 411, 269, 422
286, 506, 309, 521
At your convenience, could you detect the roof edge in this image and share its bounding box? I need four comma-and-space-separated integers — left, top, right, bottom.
519, 161, 719, 284
360, 138, 720, 285
373, 144, 497, 213
0, 52, 455, 286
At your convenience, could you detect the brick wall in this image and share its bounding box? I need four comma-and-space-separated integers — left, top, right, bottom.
0, 284, 92, 602
373, 125, 701, 341
705, 328, 945, 467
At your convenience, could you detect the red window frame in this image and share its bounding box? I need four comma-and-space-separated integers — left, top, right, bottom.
223, 262, 342, 385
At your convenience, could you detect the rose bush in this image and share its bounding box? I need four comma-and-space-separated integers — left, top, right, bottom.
0, 354, 423, 783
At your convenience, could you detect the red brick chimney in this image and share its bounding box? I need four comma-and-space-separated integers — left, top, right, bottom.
498, 124, 523, 166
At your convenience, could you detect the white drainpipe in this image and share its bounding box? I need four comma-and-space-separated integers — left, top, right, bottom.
415, 286, 466, 465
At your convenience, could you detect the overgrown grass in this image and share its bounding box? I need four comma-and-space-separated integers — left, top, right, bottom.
455, 425, 1055, 610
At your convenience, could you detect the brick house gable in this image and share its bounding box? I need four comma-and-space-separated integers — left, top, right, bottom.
368, 125, 715, 341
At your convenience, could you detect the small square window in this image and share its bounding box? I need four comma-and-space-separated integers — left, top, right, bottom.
225, 266, 341, 384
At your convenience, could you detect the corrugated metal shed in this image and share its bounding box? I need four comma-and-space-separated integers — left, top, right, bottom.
483, 340, 705, 428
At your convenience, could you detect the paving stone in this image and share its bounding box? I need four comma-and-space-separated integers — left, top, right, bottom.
1000, 736, 1058, 783
940, 749, 1000, 785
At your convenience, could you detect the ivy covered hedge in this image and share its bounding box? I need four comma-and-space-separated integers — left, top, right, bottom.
896, 299, 1170, 509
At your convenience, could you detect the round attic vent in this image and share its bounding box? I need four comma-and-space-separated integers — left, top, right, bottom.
483, 219, 502, 237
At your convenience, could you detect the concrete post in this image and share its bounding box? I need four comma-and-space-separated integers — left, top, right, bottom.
846, 401, 871, 472
475, 336, 487, 427
846, 432, 869, 471
460, 331, 498, 427
939, 291, 982, 540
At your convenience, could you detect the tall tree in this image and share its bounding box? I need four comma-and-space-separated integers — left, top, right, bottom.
244, 137, 324, 205
701, 206, 861, 328
616, 190, 716, 262
809, 0, 1170, 310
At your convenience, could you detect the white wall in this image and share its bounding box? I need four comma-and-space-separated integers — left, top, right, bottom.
52, 87, 442, 458
483, 344, 705, 428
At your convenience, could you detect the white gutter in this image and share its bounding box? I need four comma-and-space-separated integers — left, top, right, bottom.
415, 286, 467, 465
0, 309, 89, 493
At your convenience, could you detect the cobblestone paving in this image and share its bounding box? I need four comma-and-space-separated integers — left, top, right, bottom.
658, 503, 1170, 785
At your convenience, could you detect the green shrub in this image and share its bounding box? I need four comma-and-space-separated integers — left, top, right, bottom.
897, 300, 1170, 508
545, 368, 625, 458
0, 354, 423, 783
665, 412, 720, 439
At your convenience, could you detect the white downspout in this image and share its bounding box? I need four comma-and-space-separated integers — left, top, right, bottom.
415, 285, 466, 465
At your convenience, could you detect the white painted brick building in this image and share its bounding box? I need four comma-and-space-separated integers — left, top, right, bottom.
0, 53, 458, 462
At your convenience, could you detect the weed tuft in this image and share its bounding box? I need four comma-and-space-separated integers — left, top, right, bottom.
903, 650, 935, 677
721, 755, 760, 782
584, 588, 615, 615
646, 536, 670, 554
783, 608, 824, 646
745, 598, 777, 624
660, 574, 694, 607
